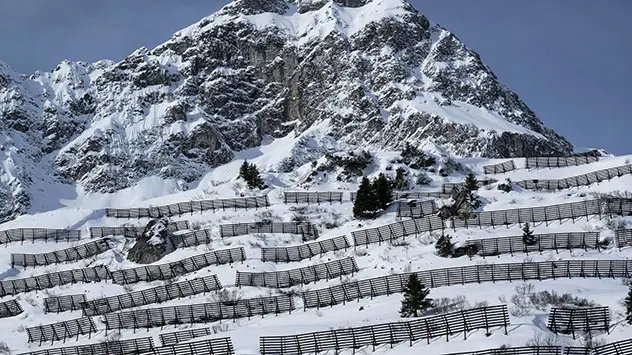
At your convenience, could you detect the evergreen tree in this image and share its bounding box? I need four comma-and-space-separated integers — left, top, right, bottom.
238, 160, 267, 190
353, 177, 379, 219
522, 223, 537, 246
373, 173, 393, 210
400, 274, 433, 317
239, 160, 251, 182
394, 167, 408, 190
464, 172, 479, 191
625, 282, 632, 324
435, 233, 455, 257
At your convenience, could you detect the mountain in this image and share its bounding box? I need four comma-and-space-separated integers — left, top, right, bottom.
0, 0, 573, 222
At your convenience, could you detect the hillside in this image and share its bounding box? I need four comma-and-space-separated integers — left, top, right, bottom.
0, 144, 631, 354
0, 0, 574, 224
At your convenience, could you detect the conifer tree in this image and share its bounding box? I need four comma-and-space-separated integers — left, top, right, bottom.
393, 167, 408, 190
238, 160, 267, 190
353, 176, 379, 219
464, 172, 479, 191
373, 173, 393, 210
400, 274, 433, 317
435, 233, 455, 257
239, 160, 251, 182
625, 282, 632, 324
522, 222, 537, 246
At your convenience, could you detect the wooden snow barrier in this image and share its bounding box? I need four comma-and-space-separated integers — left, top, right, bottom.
284, 191, 343, 204
302, 259, 632, 309
141, 337, 235, 355
443, 345, 590, 355
0, 266, 110, 297
110, 248, 244, 285
357, 190, 451, 201
235, 256, 359, 288
394, 191, 452, 199
593, 338, 632, 355
352, 198, 632, 247
441, 179, 495, 194
525, 156, 599, 169
0, 298, 23, 318
464, 232, 601, 258
105, 195, 269, 219
103, 295, 294, 331
260, 235, 351, 263
170, 229, 213, 248
81, 275, 221, 316
16, 336, 155, 355
159, 327, 212, 346
27, 317, 97, 345
517, 164, 632, 190
547, 306, 610, 339
11, 238, 112, 268
615, 229, 632, 250
89, 220, 190, 238
219, 221, 318, 240
44, 294, 86, 313
483, 160, 517, 174
0, 228, 81, 245
259, 304, 509, 355
396, 200, 438, 218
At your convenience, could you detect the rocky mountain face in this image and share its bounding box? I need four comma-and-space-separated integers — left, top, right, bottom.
0, 0, 573, 222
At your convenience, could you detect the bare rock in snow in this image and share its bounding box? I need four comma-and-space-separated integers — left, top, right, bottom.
127, 218, 173, 264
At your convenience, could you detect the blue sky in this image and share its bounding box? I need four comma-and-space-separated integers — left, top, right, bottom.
1, 0, 629, 154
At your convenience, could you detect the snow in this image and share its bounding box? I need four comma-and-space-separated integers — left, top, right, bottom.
175, 0, 412, 47
0, 146, 631, 354
394, 91, 544, 137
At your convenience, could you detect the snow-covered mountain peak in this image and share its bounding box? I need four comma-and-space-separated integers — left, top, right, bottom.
0, 0, 576, 223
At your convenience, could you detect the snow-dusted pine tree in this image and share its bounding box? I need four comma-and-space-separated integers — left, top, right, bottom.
400, 274, 433, 317
353, 177, 379, 219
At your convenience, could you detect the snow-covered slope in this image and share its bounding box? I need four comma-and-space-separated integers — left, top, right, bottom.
0, 145, 631, 354
0, 0, 574, 223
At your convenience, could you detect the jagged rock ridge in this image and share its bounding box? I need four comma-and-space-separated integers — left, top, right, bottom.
0, 0, 573, 222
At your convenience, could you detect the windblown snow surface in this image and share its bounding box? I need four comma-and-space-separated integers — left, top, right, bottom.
1, 143, 632, 354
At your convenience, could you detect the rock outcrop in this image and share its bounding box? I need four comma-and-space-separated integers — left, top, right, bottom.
127, 218, 173, 264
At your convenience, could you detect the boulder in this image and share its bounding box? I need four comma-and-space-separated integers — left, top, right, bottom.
127, 218, 173, 264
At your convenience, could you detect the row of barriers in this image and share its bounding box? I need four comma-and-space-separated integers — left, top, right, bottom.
81, 275, 221, 316
352, 198, 632, 246
235, 257, 359, 288
11, 238, 112, 268
105, 195, 269, 218
443, 338, 632, 355
88, 220, 190, 238
302, 259, 632, 309
260, 305, 509, 354
16, 329, 632, 355
517, 164, 632, 191
16, 336, 235, 355
103, 294, 294, 331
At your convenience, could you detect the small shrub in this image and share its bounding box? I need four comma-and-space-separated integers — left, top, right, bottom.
497, 178, 513, 193
415, 172, 432, 185
0, 342, 10, 355
525, 331, 560, 347
396, 142, 436, 169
